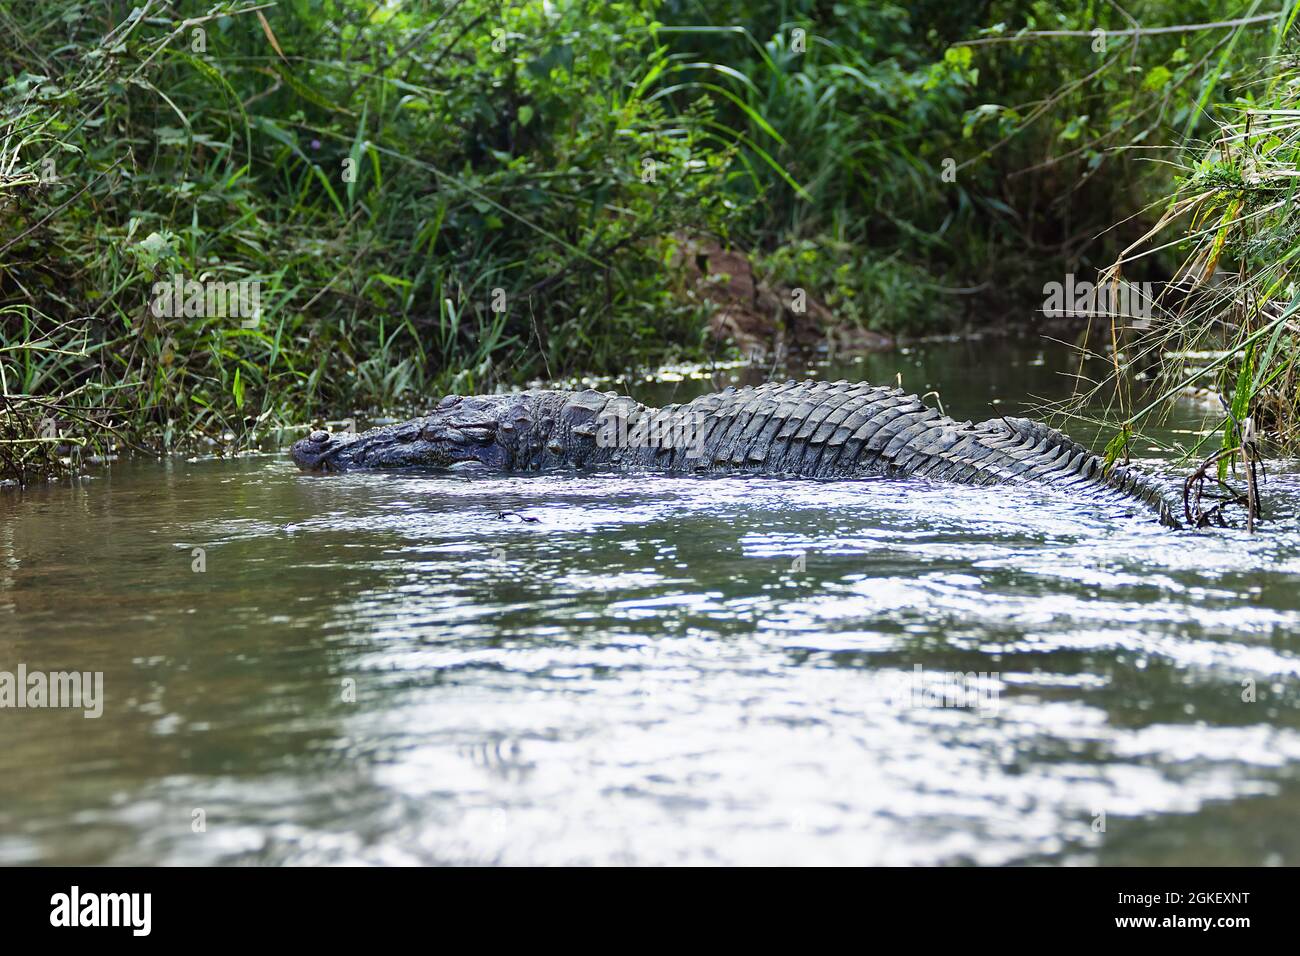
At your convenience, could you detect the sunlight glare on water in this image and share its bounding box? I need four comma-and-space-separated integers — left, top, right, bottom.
1, 342, 1299, 865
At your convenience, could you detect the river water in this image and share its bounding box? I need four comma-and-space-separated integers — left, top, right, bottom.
2, 341, 1299, 865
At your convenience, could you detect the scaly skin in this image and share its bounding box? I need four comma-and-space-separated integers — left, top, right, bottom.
290, 380, 1184, 528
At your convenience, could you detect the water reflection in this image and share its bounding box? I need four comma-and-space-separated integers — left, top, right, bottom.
1, 342, 1299, 865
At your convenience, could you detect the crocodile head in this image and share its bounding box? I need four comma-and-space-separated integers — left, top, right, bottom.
291, 395, 510, 472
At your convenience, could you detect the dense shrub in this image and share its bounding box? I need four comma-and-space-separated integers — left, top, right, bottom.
0, 0, 1289, 479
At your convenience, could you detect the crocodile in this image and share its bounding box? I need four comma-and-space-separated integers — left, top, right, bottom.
290, 379, 1185, 528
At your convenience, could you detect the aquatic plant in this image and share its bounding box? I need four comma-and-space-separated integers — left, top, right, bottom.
1059, 11, 1300, 469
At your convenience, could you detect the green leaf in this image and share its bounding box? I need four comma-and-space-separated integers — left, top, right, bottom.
944, 46, 973, 69
1219, 345, 1255, 480
1231, 345, 1255, 423
347, 100, 369, 209
527, 45, 574, 79
1103, 426, 1131, 469
1142, 66, 1172, 91
1059, 114, 1089, 142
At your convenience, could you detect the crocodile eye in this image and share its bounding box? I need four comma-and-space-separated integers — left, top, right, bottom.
309, 430, 330, 444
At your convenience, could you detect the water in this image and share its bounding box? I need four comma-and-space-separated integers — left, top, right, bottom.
3, 341, 1299, 865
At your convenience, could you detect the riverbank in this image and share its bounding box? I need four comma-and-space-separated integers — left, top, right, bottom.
4, 3, 1288, 485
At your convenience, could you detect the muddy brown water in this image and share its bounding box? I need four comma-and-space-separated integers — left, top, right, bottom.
2, 341, 1299, 864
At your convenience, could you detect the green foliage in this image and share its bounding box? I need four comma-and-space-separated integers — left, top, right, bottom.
759, 239, 955, 333
0, 1, 732, 463
1103, 425, 1133, 470
1067, 26, 1300, 458
652, 1, 1278, 324
0, 0, 1291, 482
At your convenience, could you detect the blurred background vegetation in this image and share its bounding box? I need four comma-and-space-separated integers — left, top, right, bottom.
0, 0, 1295, 482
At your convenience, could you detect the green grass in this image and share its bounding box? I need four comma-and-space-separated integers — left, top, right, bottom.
1, 1, 738, 480
1058, 41, 1300, 461
0, 0, 1290, 484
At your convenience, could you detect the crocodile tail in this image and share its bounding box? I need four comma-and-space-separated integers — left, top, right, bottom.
1099, 460, 1184, 529
958, 417, 1184, 529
